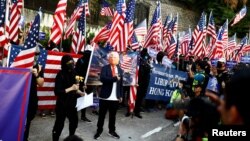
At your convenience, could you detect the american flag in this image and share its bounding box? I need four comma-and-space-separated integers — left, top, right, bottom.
92, 22, 112, 43
49, 0, 67, 46
180, 29, 191, 56
232, 36, 248, 61
0, 0, 7, 49
100, 0, 113, 17
172, 14, 178, 34
120, 54, 133, 73
191, 12, 206, 57
108, 0, 126, 52
167, 34, 176, 59
4, 0, 11, 41
222, 20, 228, 50
225, 34, 236, 60
129, 52, 139, 113
144, 2, 161, 49
120, 51, 139, 112
207, 11, 216, 45
210, 24, 227, 59
163, 19, 174, 51
8, 12, 40, 68
83, 0, 90, 16
130, 32, 139, 50
9, 0, 22, 44
134, 19, 147, 46
124, 0, 136, 49
163, 15, 171, 39
37, 48, 81, 109
71, 7, 86, 54
134, 19, 147, 37
231, 6, 247, 26
64, 0, 83, 40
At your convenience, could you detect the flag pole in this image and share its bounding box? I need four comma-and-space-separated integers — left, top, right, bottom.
59, 28, 64, 52
84, 5, 87, 50
2, 0, 8, 62
22, 0, 26, 41
59, 9, 65, 52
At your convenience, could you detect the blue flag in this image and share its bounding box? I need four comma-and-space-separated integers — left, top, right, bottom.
0, 67, 32, 141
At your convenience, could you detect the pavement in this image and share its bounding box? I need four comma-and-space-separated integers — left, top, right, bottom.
29, 107, 178, 141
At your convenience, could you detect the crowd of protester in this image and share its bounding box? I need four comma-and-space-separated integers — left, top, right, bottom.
8, 44, 249, 140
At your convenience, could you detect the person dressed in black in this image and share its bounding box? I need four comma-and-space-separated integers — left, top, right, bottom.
23, 63, 44, 141
52, 55, 85, 141
94, 51, 123, 140
133, 48, 151, 118
75, 50, 92, 122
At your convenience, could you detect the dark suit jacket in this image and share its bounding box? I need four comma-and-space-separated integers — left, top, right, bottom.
99, 64, 123, 99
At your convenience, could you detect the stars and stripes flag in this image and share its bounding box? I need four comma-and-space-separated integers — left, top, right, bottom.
207, 11, 216, 45
124, 0, 136, 49
222, 20, 228, 49
120, 51, 139, 112
8, 11, 40, 69
64, 0, 83, 40
37, 48, 81, 109
83, 0, 90, 16
163, 14, 171, 39
191, 12, 206, 57
71, 7, 86, 54
144, 2, 161, 49
134, 19, 147, 46
129, 56, 139, 113
164, 16, 177, 51
100, 0, 113, 17
210, 24, 227, 59
163, 19, 174, 51
172, 14, 178, 34
167, 34, 177, 59
173, 34, 180, 59
134, 19, 147, 37
225, 34, 236, 60
108, 0, 126, 52
49, 0, 67, 46
5, 0, 11, 38
9, 0, 22, 44
0, 0, 8, 52
130, 32, 139, 50
232, 36, 248, 62
92, 22, 112, 43
180, 28, 191, 56
231, 5, 247, 26
120, 53, 133, 73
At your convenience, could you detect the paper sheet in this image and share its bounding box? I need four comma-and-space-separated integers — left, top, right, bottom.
76, 92, 94, 111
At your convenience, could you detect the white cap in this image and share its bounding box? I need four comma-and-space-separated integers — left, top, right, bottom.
218, 58, 226, 63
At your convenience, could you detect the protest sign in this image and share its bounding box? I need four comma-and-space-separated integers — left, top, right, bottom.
145, 64, 188, 101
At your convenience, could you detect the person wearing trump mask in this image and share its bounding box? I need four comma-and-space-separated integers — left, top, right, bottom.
94, 51, 123, 140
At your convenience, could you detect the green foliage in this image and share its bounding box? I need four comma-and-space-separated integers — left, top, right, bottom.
88, 32, 95, 41
175, 0, 249, 38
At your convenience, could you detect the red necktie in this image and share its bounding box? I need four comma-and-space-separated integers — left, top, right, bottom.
111, 66, 115, 77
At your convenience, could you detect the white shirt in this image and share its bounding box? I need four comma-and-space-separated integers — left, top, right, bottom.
105, 66, 118, 101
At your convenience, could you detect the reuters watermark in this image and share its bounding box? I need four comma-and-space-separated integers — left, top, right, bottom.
209, 126, 249, 140
212, 129, 246, 136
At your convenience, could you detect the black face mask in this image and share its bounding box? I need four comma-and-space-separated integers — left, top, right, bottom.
66, 63, 74, 71
217, 62, 223, 68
